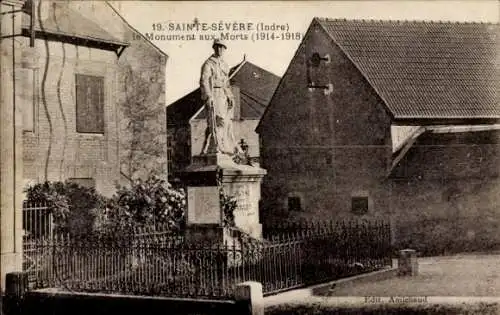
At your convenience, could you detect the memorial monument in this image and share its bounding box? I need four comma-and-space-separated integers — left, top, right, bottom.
181, 39, 266, 245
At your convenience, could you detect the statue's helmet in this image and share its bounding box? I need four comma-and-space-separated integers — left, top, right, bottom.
212, 39, 227, 49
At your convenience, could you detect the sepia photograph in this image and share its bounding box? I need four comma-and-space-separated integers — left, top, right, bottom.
1, 0, 500, 314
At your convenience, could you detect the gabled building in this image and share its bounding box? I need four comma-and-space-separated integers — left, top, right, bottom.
257, 18, 500, 250
19, 0, 167, 196
167, 61, 280, 179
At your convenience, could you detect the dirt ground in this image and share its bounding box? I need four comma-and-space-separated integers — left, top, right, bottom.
328, 253, 500, 296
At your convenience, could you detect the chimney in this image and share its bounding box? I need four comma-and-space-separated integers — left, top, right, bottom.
231, 86, 241, 120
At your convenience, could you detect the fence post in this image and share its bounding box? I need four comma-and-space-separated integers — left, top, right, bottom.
2, 272, 28, 315
398, 249, 418, 276
235, 281, 263, 315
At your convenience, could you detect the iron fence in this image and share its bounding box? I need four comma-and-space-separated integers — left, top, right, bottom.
23, 201, 53, 284
24, 219, 392, 299
23, 201, 53, 240
258, 219, 392, 294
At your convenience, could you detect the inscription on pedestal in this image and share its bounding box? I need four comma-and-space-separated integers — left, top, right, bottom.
233, 184, 255, 217
228, 183, 260, 229
187, 186, 220, 224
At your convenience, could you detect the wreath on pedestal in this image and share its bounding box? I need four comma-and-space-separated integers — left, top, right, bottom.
216, 168, 236, 227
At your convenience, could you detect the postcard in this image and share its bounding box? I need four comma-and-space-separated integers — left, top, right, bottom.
2, 1, 499, 314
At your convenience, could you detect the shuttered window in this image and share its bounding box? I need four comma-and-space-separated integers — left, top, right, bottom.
75, 74, 104, 134
352, 196, 369, 215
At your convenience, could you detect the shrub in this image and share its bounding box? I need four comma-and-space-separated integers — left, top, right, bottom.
96, 175, 186, 236
24, 181, 107, 235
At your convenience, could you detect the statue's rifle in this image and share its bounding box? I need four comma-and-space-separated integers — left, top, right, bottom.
208, 97, 218, 149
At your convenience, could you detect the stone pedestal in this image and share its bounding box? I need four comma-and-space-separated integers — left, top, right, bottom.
181, 153, 266, 245
398, 249, 418, 276
1, 0, 26, 293
235, 281, 264, 315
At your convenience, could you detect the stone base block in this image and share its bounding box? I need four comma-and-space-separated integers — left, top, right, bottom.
235, 281, 263, 315
398, 249, 418, 276
185, 224, 224, 245
0, 252, 22, 293
192, 153, 235, 168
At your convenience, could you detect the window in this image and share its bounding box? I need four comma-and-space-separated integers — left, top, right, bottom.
67, 178, 96, 189
351, 196, 369, 215
325, 154, 332, 165
288, 196, 302, 212
75, 74, 104, 134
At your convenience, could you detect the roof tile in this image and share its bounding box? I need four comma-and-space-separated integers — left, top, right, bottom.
317, 18, 500, 119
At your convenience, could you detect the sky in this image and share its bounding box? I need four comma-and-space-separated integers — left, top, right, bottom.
113, 1, 499, 106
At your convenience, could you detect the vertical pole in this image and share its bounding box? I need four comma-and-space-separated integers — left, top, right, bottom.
1, 0, 26, 294
29, 0, 35, 47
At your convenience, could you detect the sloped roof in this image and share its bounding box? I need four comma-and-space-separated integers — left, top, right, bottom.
389, 127, 500, 177
21, 2, 128, 48
105, 2, 167, 57
167, 61, 280, 126
316, 18, 500, 120
167, 89, 202, 127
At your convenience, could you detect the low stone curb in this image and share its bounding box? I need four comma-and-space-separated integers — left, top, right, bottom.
264, 266, 399, 307
313, 267, 399, 296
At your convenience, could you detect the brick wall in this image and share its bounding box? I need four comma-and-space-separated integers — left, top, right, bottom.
20, 37, 119, 197
20, 1, 168, 196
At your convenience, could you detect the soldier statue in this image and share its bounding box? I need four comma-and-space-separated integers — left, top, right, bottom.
200, 39, 242, 157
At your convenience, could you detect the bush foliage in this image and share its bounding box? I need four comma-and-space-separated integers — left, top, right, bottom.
24, 175, 188, 237
24, 181, 106, 235
96, 175, 186, 235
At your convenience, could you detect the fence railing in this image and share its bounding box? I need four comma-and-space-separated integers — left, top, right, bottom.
24, 219, 392, 299
263, 219, 390, 240
23, 201, 53, 240
260, 219, 393, 294
23, 201, 53, 283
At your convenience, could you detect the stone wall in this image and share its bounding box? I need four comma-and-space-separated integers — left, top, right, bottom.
258, 19, 500, 254
116, 28, 168, 183
259, 19, 391, 222
168, 125, 191, 179
389, 132, 500, 254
